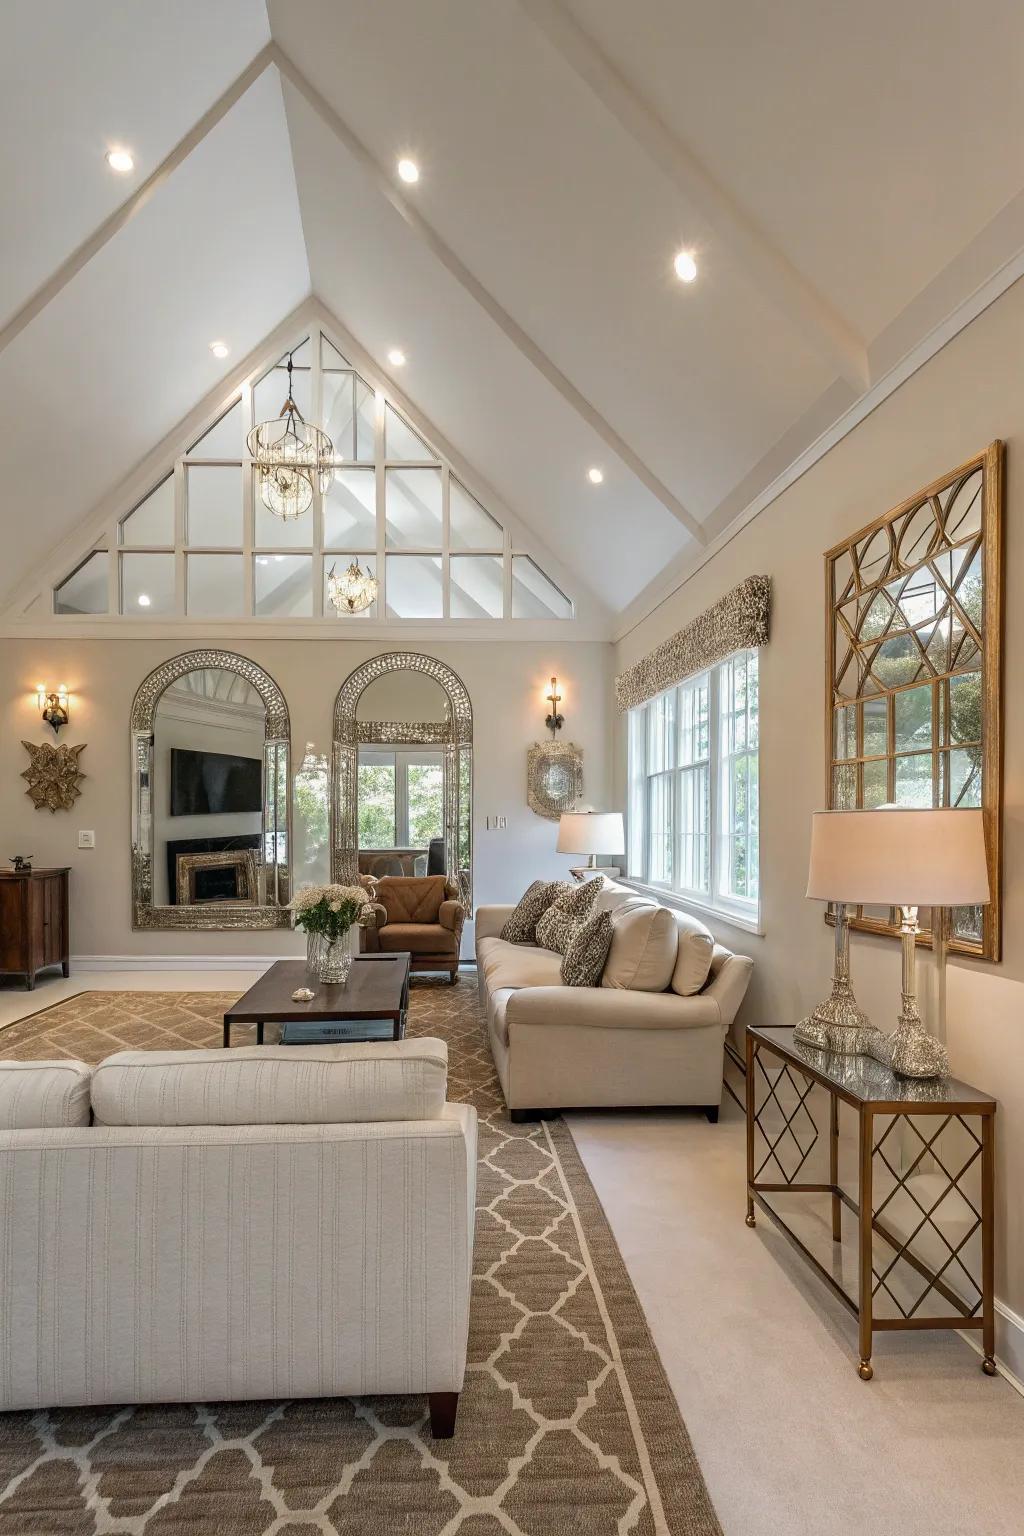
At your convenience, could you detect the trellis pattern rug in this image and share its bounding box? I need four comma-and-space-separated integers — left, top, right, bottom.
0, 982, 720, 1535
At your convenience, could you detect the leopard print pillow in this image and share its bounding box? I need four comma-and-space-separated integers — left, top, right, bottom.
535, 877, 606, 955
561, 909, 615, 987
500, 880, 571, 944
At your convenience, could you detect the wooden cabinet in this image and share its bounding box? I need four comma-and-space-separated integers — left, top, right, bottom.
0, 869, 70, 989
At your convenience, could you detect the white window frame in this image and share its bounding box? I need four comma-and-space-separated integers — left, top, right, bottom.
358, 746, 444, 848
626, 648, 761, 933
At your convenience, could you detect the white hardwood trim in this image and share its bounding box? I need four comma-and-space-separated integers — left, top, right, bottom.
517, 0, 869, 393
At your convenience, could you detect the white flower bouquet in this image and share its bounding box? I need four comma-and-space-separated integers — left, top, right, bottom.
289, 882, 369, 941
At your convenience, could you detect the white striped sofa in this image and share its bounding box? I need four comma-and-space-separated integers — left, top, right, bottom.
0, 1040, 476, 1438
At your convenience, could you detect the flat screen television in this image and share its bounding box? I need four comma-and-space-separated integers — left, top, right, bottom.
170, 748, 263, 817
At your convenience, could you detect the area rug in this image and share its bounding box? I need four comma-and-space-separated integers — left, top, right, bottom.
0, 982, 721, 1536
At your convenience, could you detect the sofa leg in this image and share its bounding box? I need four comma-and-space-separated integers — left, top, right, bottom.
509, 1107, 559, 1124
449, 967, 459, 985
703, 1104, 720, 1124
428, 1391, 459, 1438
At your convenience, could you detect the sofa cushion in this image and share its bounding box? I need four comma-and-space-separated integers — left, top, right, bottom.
499, 879, 571, 944
535, 876, 605, 954
477, 936, 564, 992
376, 875, 447, 925
670, 910, 716, 996
0, 1060, 92, 1129
561, 909, 615, 987
91, 1041, 449, 1127
378, 921, 457, 955
601, 904, 678, 992
593, 879, 646, 915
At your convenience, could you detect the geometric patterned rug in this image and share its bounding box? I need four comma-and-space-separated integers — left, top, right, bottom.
0, 981, 721, 1535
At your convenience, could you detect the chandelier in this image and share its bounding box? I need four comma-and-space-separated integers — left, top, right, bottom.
327, 559, 378, 615
247, 352, 334, 520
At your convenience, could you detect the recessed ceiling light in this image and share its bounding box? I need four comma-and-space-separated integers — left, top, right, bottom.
106, 148, 134, 174
587, 467, 604, 485
673, 249, 698, 283
387, 348, 407, 367
209, 340, 230, 359
137, 593, 151, 607
397, 157, 420, 184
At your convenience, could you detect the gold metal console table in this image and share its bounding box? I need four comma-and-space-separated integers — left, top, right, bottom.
745, 1024, 996, 1380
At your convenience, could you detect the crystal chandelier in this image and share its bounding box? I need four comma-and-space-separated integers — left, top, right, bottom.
327, 559, 378, 614
247, 352, 334, 520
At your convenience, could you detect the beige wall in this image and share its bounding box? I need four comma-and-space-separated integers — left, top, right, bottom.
0, 638, 612, 959
614, 278, 1024, 1343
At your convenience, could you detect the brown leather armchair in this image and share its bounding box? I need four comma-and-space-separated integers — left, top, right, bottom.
360, 875, 465, 983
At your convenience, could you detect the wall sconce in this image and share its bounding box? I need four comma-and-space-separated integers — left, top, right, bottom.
36, 684, 69, 736
545, 676, 564, 737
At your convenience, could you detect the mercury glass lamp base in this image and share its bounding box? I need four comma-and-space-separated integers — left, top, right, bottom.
866, 1018, 950, 1079
794, 982, 882, 1056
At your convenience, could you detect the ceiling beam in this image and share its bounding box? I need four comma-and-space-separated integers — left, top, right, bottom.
518, 0, 871, 394
273, 44, 706, 545
0, 44, 277, 358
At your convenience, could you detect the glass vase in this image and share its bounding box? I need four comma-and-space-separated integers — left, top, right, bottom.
306, 928, 353, 985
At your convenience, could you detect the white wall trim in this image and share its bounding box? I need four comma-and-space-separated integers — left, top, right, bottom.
70, 955, 285, 972
960, 1300, 1024, 1399
614, 259, 1024, 644
622, 880, 764, 937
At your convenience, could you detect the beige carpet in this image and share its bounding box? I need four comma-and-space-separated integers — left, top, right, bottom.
0, 982, 721, 1536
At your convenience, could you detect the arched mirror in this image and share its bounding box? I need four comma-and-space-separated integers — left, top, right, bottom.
332, 653, 473, 906
131, 651, 291, 929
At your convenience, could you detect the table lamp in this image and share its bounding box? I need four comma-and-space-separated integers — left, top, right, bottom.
797, 808, 989, 1077
860, 808, 989, 1078
557, 811, 625, 876
795, 811, 885, 1057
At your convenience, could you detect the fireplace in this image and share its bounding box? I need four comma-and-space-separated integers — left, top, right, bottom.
166, 835, 261, 906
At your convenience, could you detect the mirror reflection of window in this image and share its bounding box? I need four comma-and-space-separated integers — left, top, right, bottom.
357, 748, 444, 850
152, 667, 267, 906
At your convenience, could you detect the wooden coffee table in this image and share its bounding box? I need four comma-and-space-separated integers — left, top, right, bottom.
223, 954, 411, 1048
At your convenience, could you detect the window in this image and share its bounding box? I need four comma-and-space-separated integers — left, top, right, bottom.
358, 748, 444, 849
53, 328, 573, 623
627, 649, 760, 921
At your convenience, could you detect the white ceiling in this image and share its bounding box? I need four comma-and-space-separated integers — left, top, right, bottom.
2, 0, 1023, 627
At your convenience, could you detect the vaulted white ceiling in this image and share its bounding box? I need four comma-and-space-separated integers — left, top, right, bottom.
2, 0, 1023, 630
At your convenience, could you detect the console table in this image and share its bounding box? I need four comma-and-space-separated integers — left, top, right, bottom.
745, 1024, 995, 1380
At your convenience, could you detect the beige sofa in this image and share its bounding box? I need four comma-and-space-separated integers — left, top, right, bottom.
0, 1040, 476, 1438
476, 880, 752, 1119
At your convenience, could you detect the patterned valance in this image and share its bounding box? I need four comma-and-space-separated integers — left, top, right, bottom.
615, 574, 771, 711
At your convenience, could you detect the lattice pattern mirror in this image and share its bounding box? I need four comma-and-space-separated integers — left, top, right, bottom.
130, 651, 292, 929
825, 442, 1003, 959
332, 653, 473, 908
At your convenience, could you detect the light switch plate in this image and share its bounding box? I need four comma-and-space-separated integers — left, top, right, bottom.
77, 830, 96, 849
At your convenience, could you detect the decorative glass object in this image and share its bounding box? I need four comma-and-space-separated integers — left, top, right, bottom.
306, 927, 353, 985
290, 883, 368, 986
327, 558, 378, 614
247, 352, 334, 521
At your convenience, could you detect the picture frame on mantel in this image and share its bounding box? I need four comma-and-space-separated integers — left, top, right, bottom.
824, 441, 1003, 961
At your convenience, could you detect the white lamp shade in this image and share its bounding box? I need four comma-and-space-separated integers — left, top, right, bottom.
556, 811, 625, 857
806, 809, 989, 906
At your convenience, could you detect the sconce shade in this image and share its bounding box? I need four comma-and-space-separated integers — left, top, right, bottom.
557, 811, 625, 857
806, 809, 989, 906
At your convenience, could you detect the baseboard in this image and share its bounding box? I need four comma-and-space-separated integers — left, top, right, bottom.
960, 1301, 1024, 1397
70, 955, 479, 975
70, 955, 284, 972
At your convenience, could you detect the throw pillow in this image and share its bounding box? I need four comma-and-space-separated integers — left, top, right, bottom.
561, 909, 615, 987
500, 879, 570, 945
535, 876, 606, 955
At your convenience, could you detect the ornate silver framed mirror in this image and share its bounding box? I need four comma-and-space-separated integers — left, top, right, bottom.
332, 652, 473, 908
527, 740, 584, 819
130, 650, 292, 929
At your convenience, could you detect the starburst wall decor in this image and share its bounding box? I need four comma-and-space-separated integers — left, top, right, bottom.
21, 741, 86, 813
